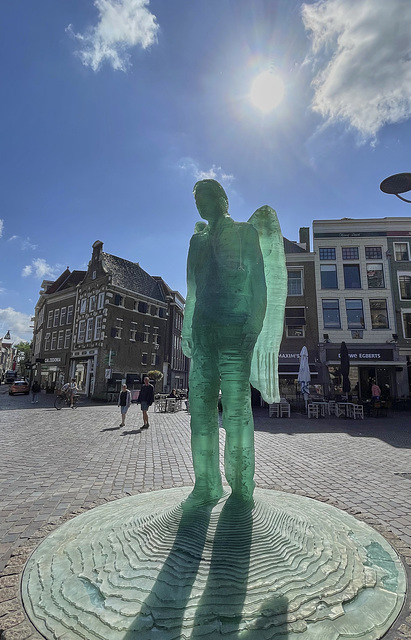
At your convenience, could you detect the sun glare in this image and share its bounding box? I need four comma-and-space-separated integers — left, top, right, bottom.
250, 70, 285, 113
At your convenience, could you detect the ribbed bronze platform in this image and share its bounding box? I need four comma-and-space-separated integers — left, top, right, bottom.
22, 487, 406, 639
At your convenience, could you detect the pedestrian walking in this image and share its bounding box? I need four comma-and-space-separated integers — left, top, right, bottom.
138, 377, 154, 429
31, 380, 41, 403
118, 384, 131, 427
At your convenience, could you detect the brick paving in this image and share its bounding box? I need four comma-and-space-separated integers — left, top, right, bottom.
0, 385, 411, 638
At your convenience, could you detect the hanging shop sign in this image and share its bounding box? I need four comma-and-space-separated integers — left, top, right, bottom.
326, 347, 394, 362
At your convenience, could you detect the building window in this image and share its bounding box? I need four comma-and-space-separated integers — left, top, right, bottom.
342, 247, 359, 260
365, 247, 382, 259
399, 275, 411, 300
144, 325, 150, 342
320, 264, 338, 289
60, 307, 67, 326
89, 296, 96, 312
85, 318, 94, 342
80, 298, 87, 313
159, 308, 166, 318
287, 270, 303, 296
319, 248, 336, 260
343, 264, 361, 289
114, 294, 123, 306
77, 320, 86, 343
97, 292, 105, 309
64, 329, 71, 349
92, 270, 96, 280
285, 307, 305, 337
57, 330, 64, 350
370, 300, 389, 329
44, 332, 51, 351
51, 332, 57, 350
153, 327, 159, 345
130, 321, 138, 341
67, 305, 73, 324
394, 242, 410, 261
53, 309, 60, 327
367, 264, 385, 289
402, 312, 411, 338
345, 299, 365, 329
322, 300, 341, 329
151, 305, 158, 316
94, 316, 102, 341
138, 301, 148, 313
47, 311, 53, 328
111, 318, 123, 339
141, 352, 148, 365
151, 352, 156, 366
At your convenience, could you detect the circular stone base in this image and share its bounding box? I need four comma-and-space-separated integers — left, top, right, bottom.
22, 488, 406, 640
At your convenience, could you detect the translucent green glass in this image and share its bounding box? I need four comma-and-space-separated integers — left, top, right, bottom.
182, 180, 286, 504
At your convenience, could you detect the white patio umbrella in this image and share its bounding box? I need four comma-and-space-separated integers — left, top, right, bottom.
298, 346, 311, 410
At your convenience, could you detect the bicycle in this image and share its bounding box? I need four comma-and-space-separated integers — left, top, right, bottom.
54, 393, 79, 410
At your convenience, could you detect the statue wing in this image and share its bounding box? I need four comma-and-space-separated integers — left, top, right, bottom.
248, 205, 287, 404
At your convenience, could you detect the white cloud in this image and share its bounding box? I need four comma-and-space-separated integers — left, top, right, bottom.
0, 307, 32, 342
302, 0, 411, 140
0, 219, 4, 238
7, 235, 37, 250
178, 158, 235, 186
8, 235, 18, 242
21, 258, 59, 280
66, 0, 159, 72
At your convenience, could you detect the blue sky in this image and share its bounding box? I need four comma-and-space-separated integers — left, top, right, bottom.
1, 0, 411, 342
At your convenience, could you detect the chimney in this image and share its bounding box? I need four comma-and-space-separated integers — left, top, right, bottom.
299, 227, 310, 251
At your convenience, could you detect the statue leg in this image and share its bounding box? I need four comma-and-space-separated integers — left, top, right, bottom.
219, 331, 255, 502
188, 336, 223, 503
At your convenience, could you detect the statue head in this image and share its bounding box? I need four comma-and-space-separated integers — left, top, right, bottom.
193, 179, 229, 221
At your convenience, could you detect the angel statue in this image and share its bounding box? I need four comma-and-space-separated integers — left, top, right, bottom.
182, 179, 287, 504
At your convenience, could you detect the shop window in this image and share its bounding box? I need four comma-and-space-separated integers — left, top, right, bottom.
342, 247, 359, 260
402, 312, 411, 338
89, 296, 96, 312
97, 292, 105, 309
67, 305, 73, 324
394, 242, 410, 261
370, 300, 389, 329
77, 320, 86, 343
366, 264, 384, 288
285, 307, 305, 337
44, 332, 51, 351
80, 298, 87, 313
64, 329, 71, 349
130, 321, 138, 341
320, 264, 338, 289
47, 311, 53, 328
53, 309, 60, 327
94, 316, 103, 341
322, 299, 341, 329
51, 332, 57, 350
399, 275, 411, 300
365, 247, 382, 259
57, 330, 64, 350
85, 318, 94, 342
60, 307, 67, 326
287, 269, 303, 296
345, 299, 365, 329
319, 248, 336, 260
343, 264, 361, 288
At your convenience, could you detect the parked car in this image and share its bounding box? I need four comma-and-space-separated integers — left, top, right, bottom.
9, 380, 30, 395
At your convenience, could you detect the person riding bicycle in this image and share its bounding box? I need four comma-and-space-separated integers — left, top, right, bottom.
61, 378, 78, 408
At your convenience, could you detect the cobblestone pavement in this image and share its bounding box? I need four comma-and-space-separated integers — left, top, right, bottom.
1, 385, 411, 637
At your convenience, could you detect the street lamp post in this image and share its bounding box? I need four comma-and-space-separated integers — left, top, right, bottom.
380, 172, 411, 203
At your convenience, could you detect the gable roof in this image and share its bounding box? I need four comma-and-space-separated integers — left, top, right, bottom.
283, 237, 308, 254
101, 253, 165, 303
46, 269, 86, 294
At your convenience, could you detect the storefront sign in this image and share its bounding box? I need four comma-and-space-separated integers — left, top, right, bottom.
45, 357, 62, 364
326, 347, 394, 362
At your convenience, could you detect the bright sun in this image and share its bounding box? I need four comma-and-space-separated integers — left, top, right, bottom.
250, 70, 285, 113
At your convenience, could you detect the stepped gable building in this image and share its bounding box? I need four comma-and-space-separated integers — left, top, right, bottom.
31, 268, 86, 390
278, 228, 320, 399
313, 217, 410, 399
71, 241, 169, 399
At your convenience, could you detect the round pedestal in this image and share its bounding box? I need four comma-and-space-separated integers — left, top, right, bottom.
22, 487, 406, 640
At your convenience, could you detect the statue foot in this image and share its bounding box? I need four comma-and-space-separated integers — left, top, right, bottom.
181, 486, 226, 511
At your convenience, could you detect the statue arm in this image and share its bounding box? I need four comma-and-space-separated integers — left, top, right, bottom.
243, 225, 267, 347
182, 237, 197, 358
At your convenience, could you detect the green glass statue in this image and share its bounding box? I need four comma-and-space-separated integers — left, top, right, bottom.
182, 180, 287, 504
